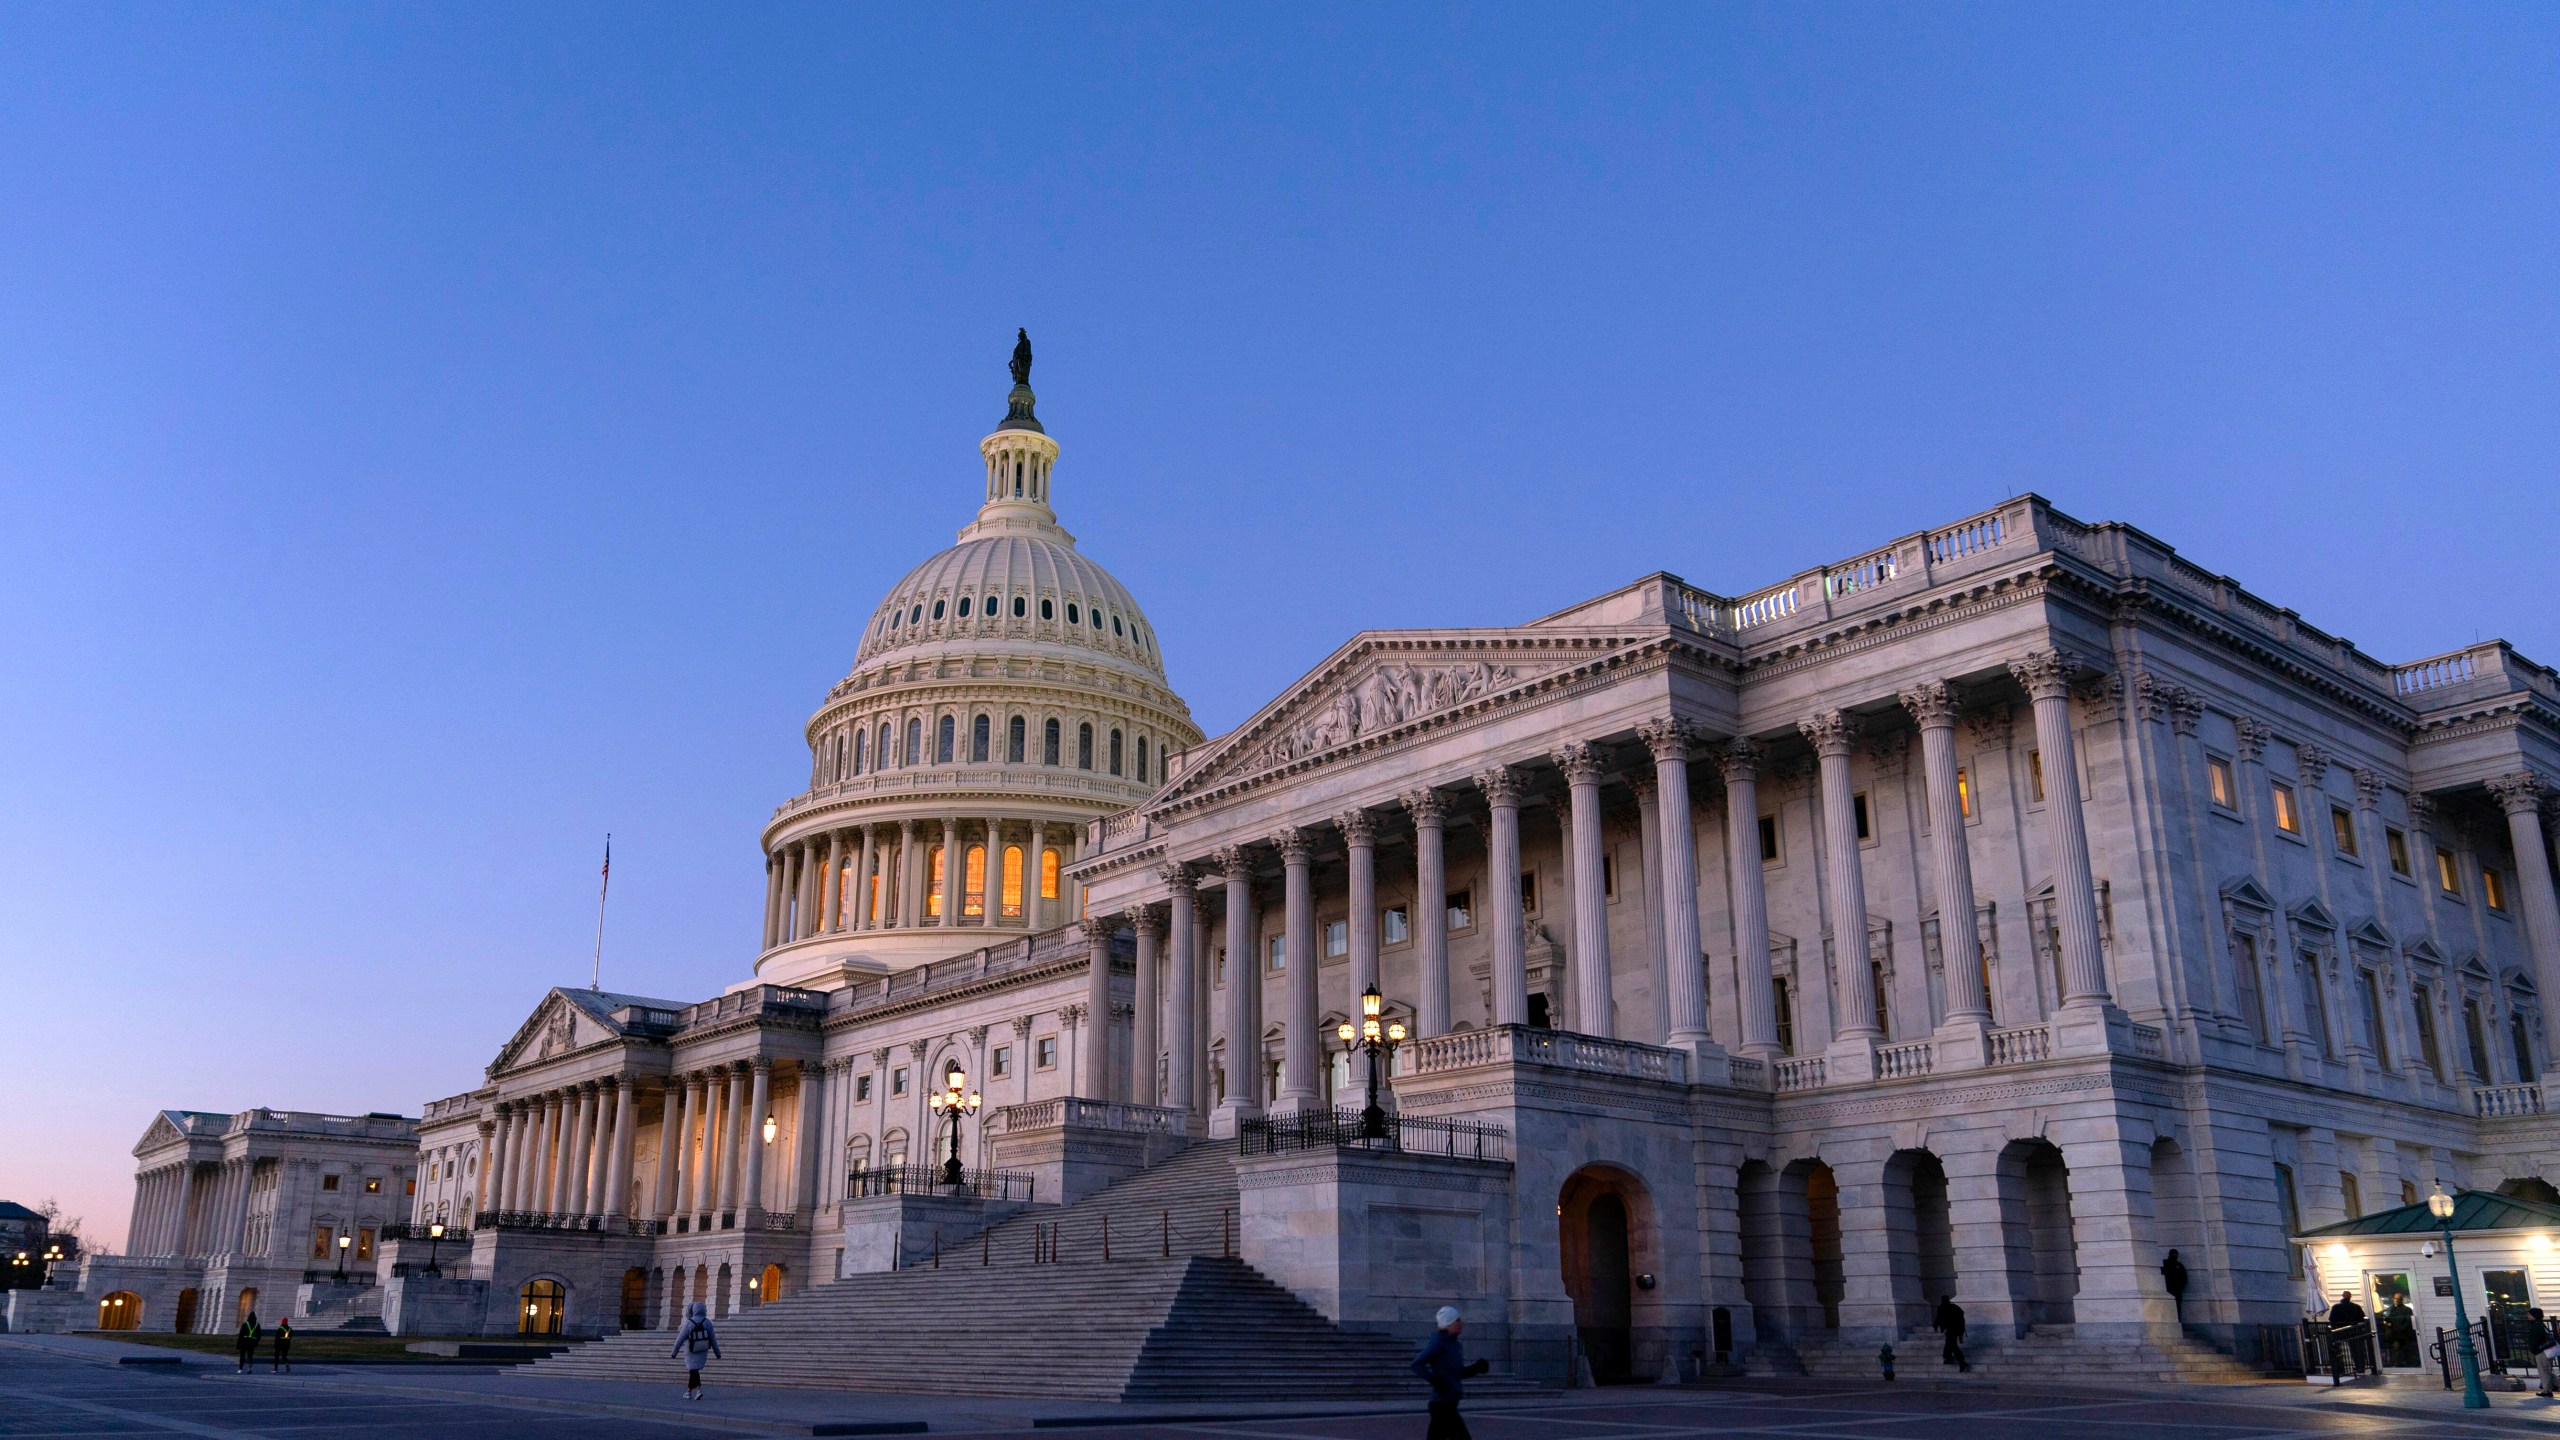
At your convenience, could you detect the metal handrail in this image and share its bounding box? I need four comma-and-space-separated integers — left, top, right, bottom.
1237, 1106, 1510, 1162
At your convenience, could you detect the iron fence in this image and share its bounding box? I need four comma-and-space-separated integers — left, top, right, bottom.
847, 1164, 1038, 1202
1238, 1106, 1510, 1162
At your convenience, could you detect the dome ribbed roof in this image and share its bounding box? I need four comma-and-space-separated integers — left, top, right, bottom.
854, 529, 1167, 678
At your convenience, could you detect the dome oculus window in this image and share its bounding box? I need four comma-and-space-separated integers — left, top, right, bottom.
1112, 615, 1123, 636
985, 593, 998, 616
1091, 608, 1104, 630
890, 611, 902, 629
1066, 602, 1081, 625
1040, 598, 1054, 620
910, 604, 923, 623
932, 599, 946, 620
1013, 596, 1027, 618
956, 596, 971, 617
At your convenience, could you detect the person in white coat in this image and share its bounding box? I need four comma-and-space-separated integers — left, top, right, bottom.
670, 1300, 722, 1400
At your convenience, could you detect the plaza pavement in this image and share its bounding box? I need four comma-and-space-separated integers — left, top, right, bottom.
4, 1333, 2555, 1439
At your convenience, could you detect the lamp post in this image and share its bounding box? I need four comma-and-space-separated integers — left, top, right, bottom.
762, 1112, 779, 1146
424, 1221, 444, 1277
1333, 984, 1408, 1141
334, 1232, 351, 1283
2430, 1186, 2489, 1409
927, 1068, 982, 1187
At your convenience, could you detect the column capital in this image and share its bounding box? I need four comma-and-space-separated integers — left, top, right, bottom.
1473, 764, 1524, 806
2167, 688, 2203, 736
1209, 843, 1254, 877
1625, 769, 1658, 802
2007, 647, 2089, 702
1131, 903, 1166, 938
2296, 743, 2335, 788
2232, 714, 2271, 762
1636, 715, 1697, 761
1154, 859, 1195, 889
1550, 740, 1606, 784
1273, 825, 1316, 862
2351, 767, 2385, 810
1402, 786, 1448, 826
1012, 1014, 1036, 1037
1896, 679, 1961, 728
2488, 771, 2550, 817
1334, 808, 1378, 846
908, 1038, 931, 1060
1079, 915, 1118, 944
1717, 738, 1763, 783
750, 1056, 773, 1075
1798, 709, 1859, 759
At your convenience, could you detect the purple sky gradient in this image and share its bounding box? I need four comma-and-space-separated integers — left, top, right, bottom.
4, 6, 2556, 1251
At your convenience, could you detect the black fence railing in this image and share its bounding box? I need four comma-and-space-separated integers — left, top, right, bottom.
1238, 1106, 1510, 1162
848, 1164, 1038, 1202
380, 1223, 472, 1245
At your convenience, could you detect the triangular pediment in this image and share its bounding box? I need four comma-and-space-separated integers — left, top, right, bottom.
490, 990, 613, 1077
134, 1112, 188, 1155
1153, 630, 1616, 802
2289, 898, 2338, 932
2347, 917, 2394, 950
2220, 876, 2278, 912
2406, 938, 2447, 967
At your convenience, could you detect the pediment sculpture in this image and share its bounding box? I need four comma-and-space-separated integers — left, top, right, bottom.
1257, 660, 1521, 769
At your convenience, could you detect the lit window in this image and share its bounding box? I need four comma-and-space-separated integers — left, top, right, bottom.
2437, 847, 2461, 896
926, 846, 944, 918
1955, 767, 1974, 819
1758, 814, 1780, 863
2207, 756, 2236, 809
2387, 827, 2411, 876
1446, 890, 1473, 932
2483, 866, 2507, 911
311, 1226, 334, 1260
2331, 805, 2358, 856
1041, 848, 1060, 899
1036, 1037, 1058, 1070
2028, 750, 2046, 804
1324, 921, 1348, 957
963, 844, 986, 917
356, 1228, 375, 1261
2270, 782, 2300, 835
364, 1177, 381, 1194
1382, 906, 1410, 944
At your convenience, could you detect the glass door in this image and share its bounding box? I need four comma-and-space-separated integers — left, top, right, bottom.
2482, 1268, 2533, 1371
2367, 1272, 2419, 1369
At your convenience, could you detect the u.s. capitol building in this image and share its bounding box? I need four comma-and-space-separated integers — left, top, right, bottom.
389, 339, 2557, 1388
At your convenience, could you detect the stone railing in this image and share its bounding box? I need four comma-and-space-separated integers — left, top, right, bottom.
1876, 1040, 1934, 1079
2395, 651, 2477, 695
993, 1097, 1190, 1136
2130, 1023, 2167, 1059
420, 1095, 480, 1124
1926, 511, 2008, 565
678, 984, 826, 1033
1773, 1057, 1827, 1092
2473, 1083, 2547, 1119
1987, 1024, 2052, 1067
1725, 1055, 1768, 1089
1402, 1025, 1689, 1084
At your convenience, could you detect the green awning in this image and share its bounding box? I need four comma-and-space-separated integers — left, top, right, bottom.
2294, 1188, 2560, 1240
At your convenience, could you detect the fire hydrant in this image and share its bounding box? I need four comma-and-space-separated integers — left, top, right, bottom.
1879, 1342, 1896, 1381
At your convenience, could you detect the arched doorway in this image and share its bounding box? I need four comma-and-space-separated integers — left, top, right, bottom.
173, 1288, 199, 1335
97, 1291, 143, 1330
1559, 1166, 1648, 1383
1883, 1150, 1955, 1331
1802, 1161, 1844, 1332
1998, 1140, 2078, 1326
619, 1269, 648, 1330
2496, 1176, 2560, 1205
519, 1278, 565, 1335
758, 1264, 785, 1304
235, 1288, 260, 1326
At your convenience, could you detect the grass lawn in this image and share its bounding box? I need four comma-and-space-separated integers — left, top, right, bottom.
92, 1331, 536, 1362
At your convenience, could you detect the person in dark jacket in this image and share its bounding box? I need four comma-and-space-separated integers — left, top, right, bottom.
1411, 1306, 1489, 1440
2526, 1307, 2555, 1398
1932, 1296, 1970, 1372
2161, 1250, 2189, 1325
234, 1313, 261, 1374
2326, 1291, 2370, 1377
271, 1318, 294, 1374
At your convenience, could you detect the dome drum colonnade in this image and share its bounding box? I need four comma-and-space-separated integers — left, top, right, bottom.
1063, 648, 2128, 1125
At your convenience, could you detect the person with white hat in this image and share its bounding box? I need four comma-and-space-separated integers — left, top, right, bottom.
1410, 1305, 1489, 1440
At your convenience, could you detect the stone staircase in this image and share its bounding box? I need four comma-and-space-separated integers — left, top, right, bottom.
300, 1289, 387, 1334
530, 1144, 1455, 1401
1791, 1324, 2266, 1384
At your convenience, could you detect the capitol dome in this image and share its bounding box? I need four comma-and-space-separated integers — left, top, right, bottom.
751, 334, 1203, 990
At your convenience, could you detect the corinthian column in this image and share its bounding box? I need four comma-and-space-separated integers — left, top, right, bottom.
1340, 810, 1379, 1000
1904, 682, 1993, 1066
1643, 719, 1712, 1054
1132, 904, 1164, 1105
821, 830, 846, 932
1277, 827, 1320, 1109
1722, 742, 1781, 1058
853, 826, 876, 930
1477, 766, 1528, 1026
1802, 710, 1883, 1050
601, 1080, 633, 1220
1026, 823, 1049, 931
1160, 865, 1199, 1119
1406, 789, 1451, 1037
2488, 772, 2560, 1076
939, 817, 963, 926
762, 853, 784, 949
1081, 916, 1117, 1099
1210, 846, 1262, 1136
2010, 651, 2112, 1009
740, 1060, 771, 1217
1554, 742, 1615, 1038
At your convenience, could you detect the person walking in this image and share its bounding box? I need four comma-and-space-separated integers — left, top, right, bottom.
670, 1300, 721, 1400
2160, 1249, 2189, 1326
2326, 1290, 2369, 1378
1411, 1306, 1488, 1440
2526, 1307, 2556, 1398
271, 1317, 294, 1374
234, 1312, 262, 1375
1933, 1295, 1970, 1373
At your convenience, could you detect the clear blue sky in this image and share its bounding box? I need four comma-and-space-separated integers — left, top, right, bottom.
5, 6, 2556, 1248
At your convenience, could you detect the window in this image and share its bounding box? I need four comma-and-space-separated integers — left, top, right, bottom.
1446, 889, 1473, 932
1112, 615, 1123, 636
2273, 1163, 2304, 1277
1078, 722, 1094, 770
1383, 905, 1410, 944
2331, 805, 2359, 856
355, 1228, 375, 1261
1519, 870, 1538, 913
2270, 782, 2300, 835
963, 843, 986, 917
1008, 716, 1026, 763
2402, 1180, 2418, 1206
1043, 718, 1061, 766
2028, 749, 2046, 804
853, 728, 867, 775
891, 1067, 912, 1095
991, 1046, 1011, 1078
1092, 608, 1104, 630
1036, 1037, 1058, 1070
936, 715, 956, 764
1137, 736, 1149, 783
2437, 847, 2461, 896
1041, 848, 1060, 899
363, 1177, 381, 1194
2357, 969, 2388, 1065
1955, 766, 1975, 819
2510, 1008, 2536, 1079
1871, 960, 1892, 1040
1109, 728, 1123, 776
1066, 602, 1081, 625
2341, 1173, 2363, 1220
956, 595, 971, 617
2483, 866, 2507, 911
1852, 793, 1872, 842
2410, 983, 2443, 1078
1602, 852, 1617, 899
927, 846, 944, 918
910, 603, 922, 623
2464, 997, 2491, 1079
312, 1226, 334, 1260
1267, 935, 1286, 971
1013, 595, 1026, 618
2299, 951, 2332, 1055
1773, 977, 1795, 1055
1001, 845, 1023, 917
1758, 814, 1780, 863
971, 714, 990, 762
855, 1074, 872, 1102
2387, 827, 2411, 876
2207, 756, 2236, 809
1324, 920, 1348, 957
984, 592, 998, 617
906, 718, 922, 765
1214, 947, 1227, 986
932, 598, 945, 620
322, 1174, 341, 1192
1040, 598, 1054, 620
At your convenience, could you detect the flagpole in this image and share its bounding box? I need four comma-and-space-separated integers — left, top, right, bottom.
593, 835, 611, 990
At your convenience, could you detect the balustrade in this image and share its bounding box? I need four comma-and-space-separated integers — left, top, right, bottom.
1773, 1057, 1827, 1092
1401, 1024, 1688, 1083
1987, 1024, 2052, 1067
2473, 1082, 2547, 1119
1876, 1040, 1934, 1079
2129, 1023, 2166, 1059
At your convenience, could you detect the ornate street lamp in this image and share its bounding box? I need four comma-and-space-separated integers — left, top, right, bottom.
927, 1068, 981, 1187
334, 1232, 352, 1283
762, 1112, 779, 1146
1334, 984, 1408, 1141
424, 1221, 445, 1277
2429, 1186, 2489, 1409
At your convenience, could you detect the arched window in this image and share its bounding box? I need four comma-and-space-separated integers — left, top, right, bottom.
1136, 736, 1149, 783
910, 604, 923, 623
1091, 607, 1104, 630
1078, 722, 1094, 771
1013, 466, 1023, 497
852, 729, 867, 775
1040, 598, 1054, 620
1041, 848, 1061, 899
931, 598, 946, 620
1012, 595, 1026, 618
985, 593, 998, 617
904, 719, 922, 766
519, 1279, 565, 1336
971, 714, 990, 763
1112, 615, 1123, 636
964, 845, 986, 917
1043, 718, 1061, 766
1007, 716, 1026, 763
1002, 845, 1024, 917
926, 846, 945, 919
878, 723, 892, 769
957, 595, 971, 617
936, 716, 956, 763
889, 610, 902, 629
1110, 728, 1124, 776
